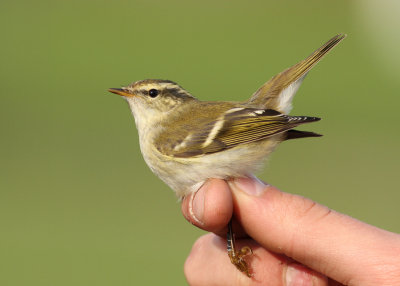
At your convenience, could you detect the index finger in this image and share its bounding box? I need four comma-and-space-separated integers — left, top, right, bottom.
228, 177, 400, 285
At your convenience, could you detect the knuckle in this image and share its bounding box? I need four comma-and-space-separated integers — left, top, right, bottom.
288, 195, 333, 225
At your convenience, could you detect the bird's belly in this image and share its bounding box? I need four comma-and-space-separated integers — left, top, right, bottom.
144, 136, 282, 199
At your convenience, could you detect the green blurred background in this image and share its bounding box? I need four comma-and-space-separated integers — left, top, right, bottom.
1, 0, 399, 285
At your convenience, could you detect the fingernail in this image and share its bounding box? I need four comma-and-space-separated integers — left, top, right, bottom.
286, 264, 313, 286
188, 183, 206, 225
229, 176, 268, 196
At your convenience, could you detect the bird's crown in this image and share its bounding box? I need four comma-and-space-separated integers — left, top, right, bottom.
121, 79, 195, 101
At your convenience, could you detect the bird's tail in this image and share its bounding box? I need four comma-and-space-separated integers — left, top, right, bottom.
248, 34, 346, 114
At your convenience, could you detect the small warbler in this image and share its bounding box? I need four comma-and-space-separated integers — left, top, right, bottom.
109, 34, 346, 277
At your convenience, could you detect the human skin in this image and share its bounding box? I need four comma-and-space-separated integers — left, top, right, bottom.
181, 177, 400, 286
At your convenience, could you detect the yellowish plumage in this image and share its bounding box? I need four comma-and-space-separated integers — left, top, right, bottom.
109, 34, 345, 198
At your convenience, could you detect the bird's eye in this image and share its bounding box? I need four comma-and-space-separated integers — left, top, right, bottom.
148, 89, 159, 98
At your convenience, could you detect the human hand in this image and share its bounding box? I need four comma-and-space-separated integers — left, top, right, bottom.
181, 177, 400, 285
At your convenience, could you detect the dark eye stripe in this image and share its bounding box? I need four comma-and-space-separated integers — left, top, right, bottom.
166, 87, 192, 97
138, 89, 149, 95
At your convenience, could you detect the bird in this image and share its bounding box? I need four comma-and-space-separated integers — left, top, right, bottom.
109, 33, 346, 277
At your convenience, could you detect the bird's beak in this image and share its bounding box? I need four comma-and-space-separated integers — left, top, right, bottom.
108, 88, 132, 97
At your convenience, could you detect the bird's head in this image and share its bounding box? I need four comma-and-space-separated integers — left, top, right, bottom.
109, 79, 197, 131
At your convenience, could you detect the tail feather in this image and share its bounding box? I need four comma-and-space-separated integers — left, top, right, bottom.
287, 115, 321, 124
284, 129, 323, 141
248, 34, 346, 113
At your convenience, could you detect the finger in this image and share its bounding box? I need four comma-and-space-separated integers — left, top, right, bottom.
228, 177, 400, 285
184, 233, 331, 286
181, 179, 233, 234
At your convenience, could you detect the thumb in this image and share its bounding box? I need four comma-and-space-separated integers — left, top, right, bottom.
228, 177, 400, 285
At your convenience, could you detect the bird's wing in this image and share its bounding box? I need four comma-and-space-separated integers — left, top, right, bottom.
158, 107, 320, 158
248, 34, 346, 114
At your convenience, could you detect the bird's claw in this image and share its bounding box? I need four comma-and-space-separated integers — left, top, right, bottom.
228, 246, 253, 277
